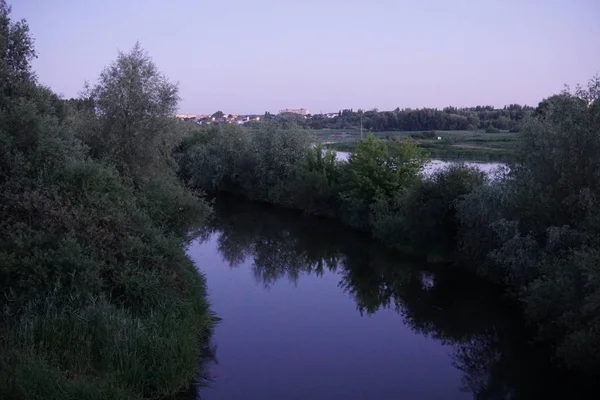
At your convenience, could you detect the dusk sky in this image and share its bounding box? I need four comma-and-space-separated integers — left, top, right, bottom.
11, 0, 600, 114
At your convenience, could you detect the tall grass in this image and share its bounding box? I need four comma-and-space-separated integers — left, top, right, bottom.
1, 279, 212, 400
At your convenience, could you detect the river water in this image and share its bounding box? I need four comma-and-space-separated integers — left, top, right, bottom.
186, 198, 590, 400
334, 151, 507, 176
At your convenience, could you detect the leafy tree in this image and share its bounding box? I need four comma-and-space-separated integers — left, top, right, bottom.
340, 134, 426, 229
0, 1, 36, 95
82, 42, 179, 183
292, 143, 341, 215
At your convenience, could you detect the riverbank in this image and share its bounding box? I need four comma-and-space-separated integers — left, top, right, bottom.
1, 165, 216, 400
0, 7, 216, 399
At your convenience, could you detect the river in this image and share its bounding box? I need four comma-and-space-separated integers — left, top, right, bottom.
185, 198, 590, 400
333, 151, 507, 176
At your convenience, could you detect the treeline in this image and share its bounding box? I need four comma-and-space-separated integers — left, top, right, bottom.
178, 75, 600, 375
1, 4, 213, 399
264, 104, 533, 132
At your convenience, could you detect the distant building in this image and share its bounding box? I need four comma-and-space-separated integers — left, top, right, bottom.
177, 113, 261, 125
175, 114, 198, 119
279, 108, 310, 116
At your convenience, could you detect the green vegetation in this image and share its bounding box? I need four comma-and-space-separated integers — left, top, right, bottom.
457, 78, 600, 371
2, 0, 599, 392
265, 104, 533, 132
0, 4, 214, 399
179, 75, 600, 376
324, 130, 520, 162
178, 123, 340, 216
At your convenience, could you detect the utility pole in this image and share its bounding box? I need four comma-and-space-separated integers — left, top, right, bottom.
360, 110, 363, 139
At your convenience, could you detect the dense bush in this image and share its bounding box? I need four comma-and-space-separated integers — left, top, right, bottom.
456, 76, 600, 372
373, 164, 486, 255
179, 127, 431, 226
0, 4, 213, 399
178, 123, 341, 216
338, 135, 426, 230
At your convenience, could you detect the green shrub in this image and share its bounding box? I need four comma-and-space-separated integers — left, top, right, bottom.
372, 164, 485, 254
0, 4, 214, 398
291, 143, 341, 215
339, 134, 427, 230
454, 76, 600, 372
177, 122, 341, 214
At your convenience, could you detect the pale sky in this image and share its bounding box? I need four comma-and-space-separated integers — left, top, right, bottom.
11, 0, 600, 114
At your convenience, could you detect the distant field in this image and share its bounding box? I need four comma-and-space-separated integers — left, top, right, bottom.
317, 129, 520, 162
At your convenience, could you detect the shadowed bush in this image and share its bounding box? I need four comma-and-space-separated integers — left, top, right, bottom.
0, 4, 214, 399
456, 76, 600, 373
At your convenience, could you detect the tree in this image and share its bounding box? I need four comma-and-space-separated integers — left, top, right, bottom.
340, 134, 426, 229
212, 110, 224, 119
83, 42, 179, 183
519, 79, 600, 230
0, 0, 36, 97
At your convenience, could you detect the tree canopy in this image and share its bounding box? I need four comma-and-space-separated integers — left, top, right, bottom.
83, 42, 180, 183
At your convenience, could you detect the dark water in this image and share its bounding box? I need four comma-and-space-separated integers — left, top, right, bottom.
185, 198, 594, 400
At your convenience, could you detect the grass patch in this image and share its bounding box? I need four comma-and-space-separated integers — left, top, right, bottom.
1, 285, 214, 400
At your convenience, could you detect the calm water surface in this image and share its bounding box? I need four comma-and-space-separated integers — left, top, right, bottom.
334, 151, 507, 176
186, 199, 589, 400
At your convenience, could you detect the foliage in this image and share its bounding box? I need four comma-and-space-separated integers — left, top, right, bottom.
81, 42, 180, 184
0, 1, 36, 98
372, 164, 486, 254
456, 75, 600, 372
178, 122, 341, 215
267, 104, 533, 132
179, 128, 427, 227
339, 134, 427, 229
292, 143, 341, 215
0, 4, 213, 399
244, 122, 314, 203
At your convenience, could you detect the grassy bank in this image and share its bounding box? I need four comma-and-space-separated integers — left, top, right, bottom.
0, 5, 214, 399
322, 130, 520, 162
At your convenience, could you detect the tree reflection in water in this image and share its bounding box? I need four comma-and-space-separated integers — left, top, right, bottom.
191, 196, 597, 400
